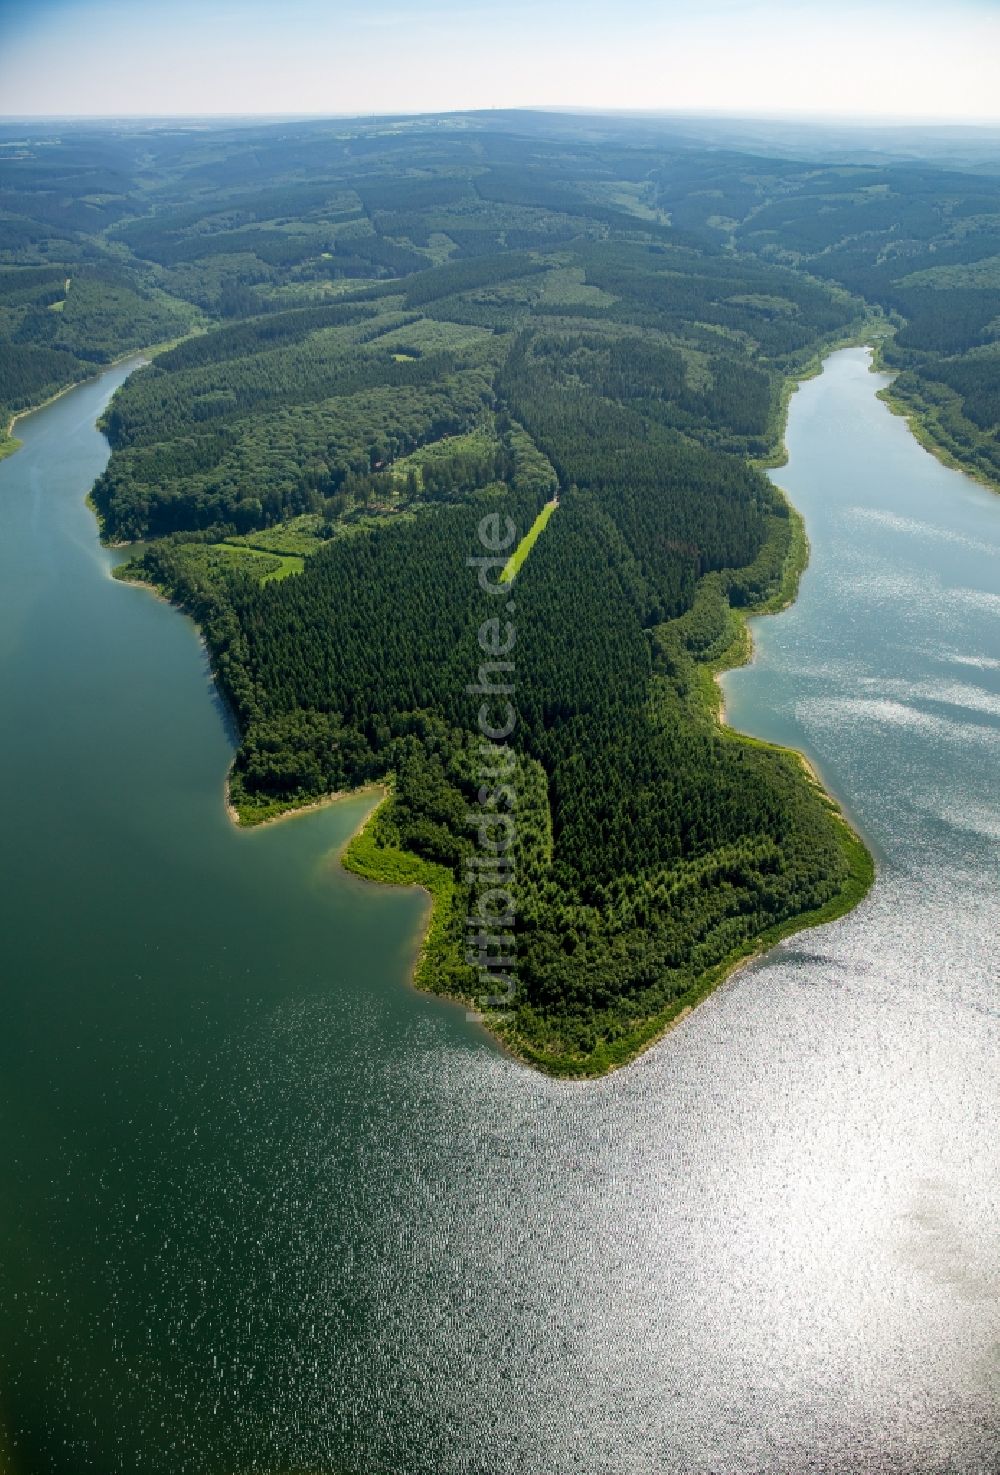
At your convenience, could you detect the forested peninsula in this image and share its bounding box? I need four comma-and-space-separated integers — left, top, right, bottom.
3, 114, 998, 1072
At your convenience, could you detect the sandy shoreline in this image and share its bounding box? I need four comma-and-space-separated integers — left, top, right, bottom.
225, 780, 387, 832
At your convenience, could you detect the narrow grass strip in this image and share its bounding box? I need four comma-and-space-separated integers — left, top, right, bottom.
500, 498, 557, 583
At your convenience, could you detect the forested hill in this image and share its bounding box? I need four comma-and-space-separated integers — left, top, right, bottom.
4, 113, 996, 1069
3, 116, 998, 478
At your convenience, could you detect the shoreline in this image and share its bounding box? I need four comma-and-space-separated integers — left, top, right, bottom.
111, 377, 870, 1080
113, 568, 385, 838
1, 332, 198, 462
504, 427, 875, 1075
502, 816, 872, 1080
869, 342, 1000, 499
754, 317, 885, 474
107, 339, 879, 1085
111, 336, 877, 1080
324, 344, 876, 1079
335, 789, 443, 1004
225, 780, 387, 832
4, 347, 148, 443
709, 473, 870, 853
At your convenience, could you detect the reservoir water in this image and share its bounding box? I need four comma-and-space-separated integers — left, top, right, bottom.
0, 347, 997, 1474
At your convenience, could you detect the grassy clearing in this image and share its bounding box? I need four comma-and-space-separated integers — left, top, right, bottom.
342, 793, 458, 993
538, 266, 617, 309
372, 317, 491, 355
216, 543, 304, 581
581, 179, 668, 224
393, 425, 497, 471
390, 424, 501, 493
224, 513, 329, 557
422, 231, 459, 266
500, 498, 557, 582
115, 539, 304, 597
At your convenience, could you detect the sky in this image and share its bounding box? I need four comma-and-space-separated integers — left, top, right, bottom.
0, 0, 998, 122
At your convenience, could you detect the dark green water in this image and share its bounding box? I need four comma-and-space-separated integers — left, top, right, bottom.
1, 348, 998, 1474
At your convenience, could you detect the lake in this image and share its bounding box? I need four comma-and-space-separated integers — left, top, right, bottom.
0, 347, 997, 1474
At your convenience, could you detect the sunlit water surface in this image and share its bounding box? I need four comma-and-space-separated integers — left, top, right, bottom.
0, 348, 997, 1474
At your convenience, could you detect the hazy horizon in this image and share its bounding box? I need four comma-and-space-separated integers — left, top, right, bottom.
2, 107, 1000, 128
1, 0, 998, 123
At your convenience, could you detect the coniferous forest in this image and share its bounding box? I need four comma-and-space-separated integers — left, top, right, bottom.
4, 113, 999, 1070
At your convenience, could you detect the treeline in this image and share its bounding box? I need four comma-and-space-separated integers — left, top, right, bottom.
574, 242, 857, 360
104, 202, 868, 1064
100, 333, 462, 448
66, 122, 886, 1065
93, 367, 496, 537
153, 301, 379, 371
403, 253, 549, 307
0, 262, 196, 435
0, 342, 91, 418
672, 155, 1000, 484
497, 332, 783, 619
124, 472, 854, 1067
5, 116, 921, 1065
